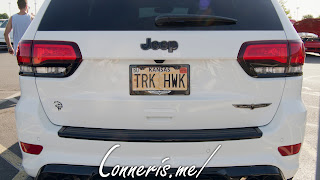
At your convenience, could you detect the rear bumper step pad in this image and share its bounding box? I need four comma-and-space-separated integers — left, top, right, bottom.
58, 126, 262, 142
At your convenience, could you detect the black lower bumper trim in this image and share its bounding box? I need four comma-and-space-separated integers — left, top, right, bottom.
58, 126, 262, 142
36, 164, 285, 180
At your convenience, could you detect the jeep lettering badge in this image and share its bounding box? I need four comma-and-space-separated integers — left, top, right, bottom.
141, 38, 178, 53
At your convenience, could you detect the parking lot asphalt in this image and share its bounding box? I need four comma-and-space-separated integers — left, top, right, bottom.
0, 49, 319, 180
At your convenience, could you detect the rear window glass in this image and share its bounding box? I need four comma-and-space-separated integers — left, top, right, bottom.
38, 0, 283, 31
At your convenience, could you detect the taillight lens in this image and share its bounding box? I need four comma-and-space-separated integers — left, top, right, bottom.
16, 40, 82, 77
278, 143, 301, 156
20, 142, 43, 155
290, 41, 305, 65
237, 40, 305, 78
17, 40, 32, 65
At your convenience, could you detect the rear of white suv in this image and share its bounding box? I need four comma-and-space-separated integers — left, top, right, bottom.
15, 0, 306, 179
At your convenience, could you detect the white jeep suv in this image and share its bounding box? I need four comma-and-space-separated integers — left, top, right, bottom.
16, 0, 306, 179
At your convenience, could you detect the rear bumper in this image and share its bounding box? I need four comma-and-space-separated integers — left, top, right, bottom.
36, 164, 285, 180
15, 77, 306, 180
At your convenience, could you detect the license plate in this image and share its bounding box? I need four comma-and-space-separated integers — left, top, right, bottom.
130, 65, 190, 95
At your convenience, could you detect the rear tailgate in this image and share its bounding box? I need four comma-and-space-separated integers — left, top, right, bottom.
34, 0, 286, 130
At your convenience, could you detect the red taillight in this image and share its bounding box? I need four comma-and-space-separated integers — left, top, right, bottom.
289, 41, 305, 65
17, 40, 32, 65
33, 42, 79, 65
243, 43, 288, 64
278, 143, 301, 156
16, 40, 82, 77
238, 40, 305, 77
20, 142, 43, 155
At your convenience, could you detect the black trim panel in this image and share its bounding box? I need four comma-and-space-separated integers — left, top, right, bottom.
58, 127, 262, 142
36, 164, 285, 180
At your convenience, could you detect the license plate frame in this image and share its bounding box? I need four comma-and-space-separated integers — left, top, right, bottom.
129, 64, 190, 95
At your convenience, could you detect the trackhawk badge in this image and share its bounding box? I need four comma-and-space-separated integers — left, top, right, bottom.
233, 103, 271, 110
141, 38, 178, 53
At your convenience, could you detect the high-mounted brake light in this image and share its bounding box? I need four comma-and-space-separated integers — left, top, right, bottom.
16, 40, 82, 77
237, 40, 305, 78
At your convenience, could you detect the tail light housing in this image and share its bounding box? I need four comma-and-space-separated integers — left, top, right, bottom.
17, 40, 82, 77
237, 40, 305, 78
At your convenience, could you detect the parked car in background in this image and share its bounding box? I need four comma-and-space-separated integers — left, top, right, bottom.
294, 18, 320, 37
303, 37, 320, 54
0, 20, 13, 49
294, 19, 320, 54
298, 32, 318, 39
0, 19, 7, 26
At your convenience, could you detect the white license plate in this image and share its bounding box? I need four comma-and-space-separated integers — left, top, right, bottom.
130, 65, 190, 95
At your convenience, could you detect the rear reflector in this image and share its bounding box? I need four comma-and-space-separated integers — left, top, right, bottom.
278, 143, 301, 156
238, 40, 305, 77
20, 142, 43, 155
16, 40, 82, 77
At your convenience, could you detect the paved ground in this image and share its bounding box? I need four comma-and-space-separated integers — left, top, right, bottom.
298, 53, 320, 180
0, 49, 319, 179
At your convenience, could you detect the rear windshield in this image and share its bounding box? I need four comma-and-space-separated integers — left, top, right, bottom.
38, 0, 283, 31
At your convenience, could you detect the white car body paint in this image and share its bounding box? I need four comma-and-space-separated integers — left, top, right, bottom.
15, 0, 307, 179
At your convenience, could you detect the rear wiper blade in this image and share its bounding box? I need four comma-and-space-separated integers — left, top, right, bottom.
155, 14, 237, 27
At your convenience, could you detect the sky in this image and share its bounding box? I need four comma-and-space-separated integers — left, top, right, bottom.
0, 0, 319, 21
286, 0, 320, 20
0, 0, 45, 17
